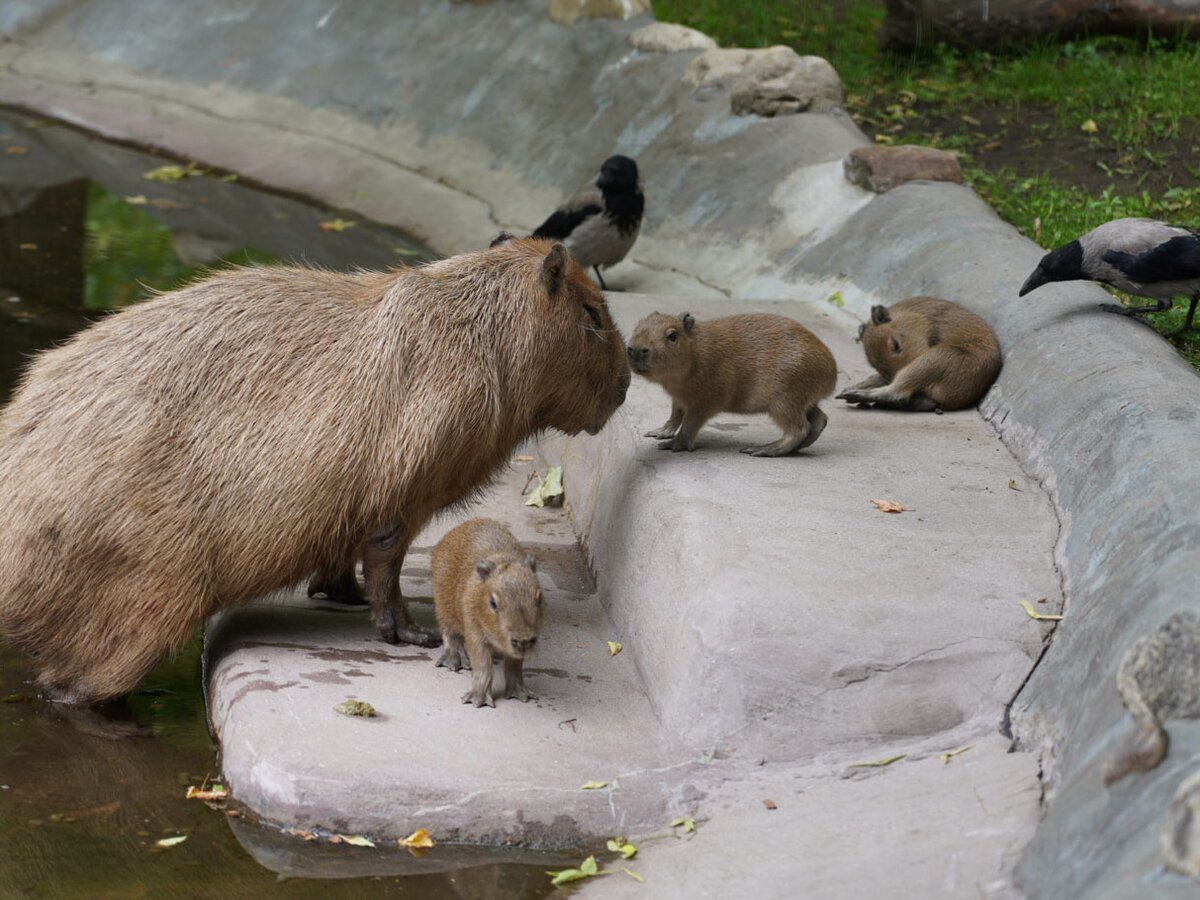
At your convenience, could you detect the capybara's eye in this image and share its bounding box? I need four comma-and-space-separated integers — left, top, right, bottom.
489, 595, 499, 612
890, 337, 902, 354
666, 331, 678, 343
583, 304, 603, 330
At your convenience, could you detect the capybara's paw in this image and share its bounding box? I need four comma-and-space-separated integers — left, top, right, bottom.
435, 648, 464, 671
504, 682, 534, 702
668, 435, 695, 452
378, 624, 400, 644
394, 625, 442, 649
644, 426, 677, 440
461, 688, 495, 708
835, 389, 869, 404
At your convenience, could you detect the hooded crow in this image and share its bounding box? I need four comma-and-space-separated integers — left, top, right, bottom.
1019, 218, 1200, 334
532, 155, 643, 291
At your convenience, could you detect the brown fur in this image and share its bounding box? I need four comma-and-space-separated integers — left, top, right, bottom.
432, 518, 543, 708
627, 312, 838, 457
0, 237, 629, 705
837, 297, 1001, 412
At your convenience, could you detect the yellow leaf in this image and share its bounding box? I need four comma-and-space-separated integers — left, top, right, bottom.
318, 218, 357, 232
334, 699, 376, 717
123, 194, 149, 205
1080, 119, 1099, 134
621, 867, 645, 882
607, 838, 637, 859
580, 780, 608, 790
525, 466, 564, 508
670, 816, 697, 833
1019, 600, 1062, 621
607, 641, 622, 657
870, 499, 905, 513
849, 754, 906, 768
337, 834, 375, 847
142, 163, 198, 182
399, 828, 434, 849
939, 745, 973, 765
548, 868, 589, 885
155, 835, 188, 848
286, 828, 317, 841
1007, 479, 1022, 491
185, 786, 229, 801
580, 855, 599, 875
873, 133, 895, 145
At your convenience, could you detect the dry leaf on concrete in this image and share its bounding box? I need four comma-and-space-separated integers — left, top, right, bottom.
399, 828, 434, 849
580, 780, 608, 790
1019, 600, 1062, 621
870, 499, 906, 513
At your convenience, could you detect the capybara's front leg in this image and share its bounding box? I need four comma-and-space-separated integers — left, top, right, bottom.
363, 521, 440, 648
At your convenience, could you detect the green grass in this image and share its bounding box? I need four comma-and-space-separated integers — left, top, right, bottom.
652, 2, 1200, 363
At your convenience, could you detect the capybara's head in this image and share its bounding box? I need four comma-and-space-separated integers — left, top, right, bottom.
491, 235, 629, 436
474, 554, 543, 660
859, 304, 927, 378
626, 312, 694, 382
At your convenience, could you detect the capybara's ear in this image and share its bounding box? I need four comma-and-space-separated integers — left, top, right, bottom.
489, 231, 514, 248
475, 559, 496, 580
523, 554, 537, 572
681, 313, 695, 333
857, 322, 867, 342
870, 305, 891, 325
541, 243, 569, 296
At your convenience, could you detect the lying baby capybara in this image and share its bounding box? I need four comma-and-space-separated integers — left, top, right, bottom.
836, 297, 1001, 412
627, 312, 837, 456
0, 236, 629, 704
432, 518, 543, 708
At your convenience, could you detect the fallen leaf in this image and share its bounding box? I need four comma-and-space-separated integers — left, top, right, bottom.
185, 785, 229, 801
525, 466, 564, 508
826, 290, 845, 309
961, 114, 982, 126
399, 828, 434, 849
337, 834, 375, 847
939, 745, 973, 765
148, 197, 188, 210
334, 699, 376, 717
318, 218, 357, 232
393, 246, 422, 256
870, 499, 905, 513
143, 163, 199, 182
155, 835, 188, 848
123, 194, 149, 205
849, 754, 906, 768
580, 780, 608, 790
1007, 479, 1023, 491
6, 146, 28, 154
607, 641, 622, 657
670, 816, 697, 833
580, 856, 598, 876
511, 454, 534, 462
548, 867, 590, 886
18, 243, 37, 251
1080, 119, 1099, 134
607, 838, 637, 859
762, 799, 777, 810
1019, 600, 1063, 621
621, 868, 645, 882
286, 828, 318, 841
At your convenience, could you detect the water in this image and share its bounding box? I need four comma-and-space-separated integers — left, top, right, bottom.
0, 108, 560, 898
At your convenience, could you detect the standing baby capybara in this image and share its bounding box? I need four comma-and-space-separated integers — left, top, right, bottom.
0, 236, 630, 705
836, 297, 1001, 412
432, 518, 543, 708
627, 312, 837, 456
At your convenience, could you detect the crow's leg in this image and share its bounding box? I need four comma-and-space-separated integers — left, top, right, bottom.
1099, 298, 1173, 317
593, 266, 609, 291
1164, 292, 1200, 337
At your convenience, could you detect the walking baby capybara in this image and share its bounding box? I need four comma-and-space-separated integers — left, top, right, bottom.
836, 297, 1001, 412
432, 518, 543, 708
627, 312, 837, 456
0, 236, 629, 704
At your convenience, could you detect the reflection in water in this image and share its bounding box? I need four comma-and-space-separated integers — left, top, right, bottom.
0, 108, 557, 897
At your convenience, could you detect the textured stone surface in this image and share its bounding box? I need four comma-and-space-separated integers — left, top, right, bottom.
2, 0, 1198, 895
844, 144, 964, 193
629, 21, 716, 52
549, 0, 650, 26
685, 46, 844, 115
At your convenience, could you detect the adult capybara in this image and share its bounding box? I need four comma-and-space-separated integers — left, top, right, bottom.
0, 236, 629, 704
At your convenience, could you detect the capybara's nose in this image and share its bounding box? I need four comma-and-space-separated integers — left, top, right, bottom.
511, 636, 536, 653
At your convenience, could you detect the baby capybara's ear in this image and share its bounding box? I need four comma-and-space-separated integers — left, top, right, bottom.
870, 305, 891, 325
681, 313, 695, 333
489, 231, 514, 248
523, 554, 537, 572
541, 243, 569, 296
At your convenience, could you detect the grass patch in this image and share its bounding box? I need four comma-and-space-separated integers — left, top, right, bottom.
652, 1, 1200, 362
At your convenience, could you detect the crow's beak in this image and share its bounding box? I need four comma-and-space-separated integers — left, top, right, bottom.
1018, 267, 1047, 297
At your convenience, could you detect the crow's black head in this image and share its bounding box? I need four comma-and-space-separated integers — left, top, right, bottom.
1019, 239, 1084, 297
596, 155, 639, 192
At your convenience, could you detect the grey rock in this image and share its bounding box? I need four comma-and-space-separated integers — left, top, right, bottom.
686, 47, 844, 115
629, 21, 716, 52
1164, 769, 1200, 878
843, 144, 964, 193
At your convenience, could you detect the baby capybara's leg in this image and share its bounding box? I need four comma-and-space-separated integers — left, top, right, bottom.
362, 521, 439, 648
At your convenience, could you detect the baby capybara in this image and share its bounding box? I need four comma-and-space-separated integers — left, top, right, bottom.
836, 297, 1001, 412
432, 518, 543, 708
0, 236, 629, 704
627, 312, 837, 456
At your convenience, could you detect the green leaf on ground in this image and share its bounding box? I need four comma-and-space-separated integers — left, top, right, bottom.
580, 780, 608, 790
607, 838, 637, 859
670, 816, 697, 833
525, 466, 564, 508
849, 754, 906, 768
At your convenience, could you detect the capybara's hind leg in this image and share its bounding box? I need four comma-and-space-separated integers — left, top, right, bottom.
742, 401, 814, 457
363, 521, 440, 648
796, 406, 828, 450
307, 565, 366, 606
